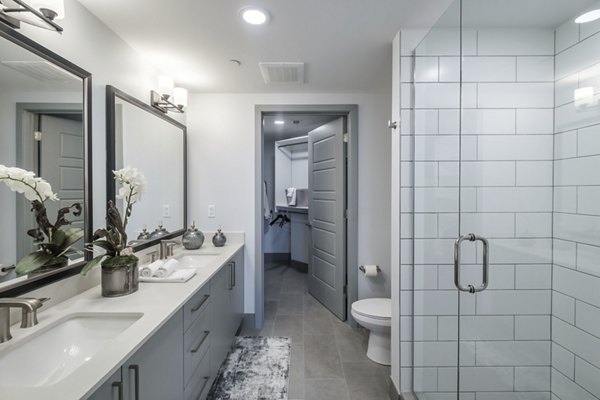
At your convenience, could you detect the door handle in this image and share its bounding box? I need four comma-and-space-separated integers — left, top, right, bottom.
196, 376, 210, 400
454, 233, 489, 294
129, 364, 140, 400
388, 120, 398, 130
231, 261, 236, 288
191, 294, 210, 312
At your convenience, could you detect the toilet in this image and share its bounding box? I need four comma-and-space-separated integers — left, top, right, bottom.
351, 298, 392, 365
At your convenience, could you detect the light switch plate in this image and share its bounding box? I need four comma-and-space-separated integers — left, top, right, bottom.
162, 204, 171, 218
208, 204, 216, 218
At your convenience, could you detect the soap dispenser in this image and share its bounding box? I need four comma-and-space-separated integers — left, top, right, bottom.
212, 227, 227, 247
182, 222, 205, 250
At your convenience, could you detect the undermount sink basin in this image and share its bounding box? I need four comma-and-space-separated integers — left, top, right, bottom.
175, 253, 218, 269
0, 312, 142, 387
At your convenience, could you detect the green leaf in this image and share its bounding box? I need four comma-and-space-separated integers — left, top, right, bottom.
80, 255, 106, 276
90, 240, 117, 254
51, 229, 66, 247
15, 252, 54, 276
61, 228, 84, 249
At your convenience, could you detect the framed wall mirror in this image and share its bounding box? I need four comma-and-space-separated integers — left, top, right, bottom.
106, 86, 186, 251
0, 25, 92, 295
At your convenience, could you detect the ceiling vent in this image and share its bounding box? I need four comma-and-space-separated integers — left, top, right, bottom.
259, 62, 305, 84
0, 60, 77, 82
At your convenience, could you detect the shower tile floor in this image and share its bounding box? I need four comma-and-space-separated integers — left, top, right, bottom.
238, 260, 390, 400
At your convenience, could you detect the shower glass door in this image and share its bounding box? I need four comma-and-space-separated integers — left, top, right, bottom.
411, 1, 463, 398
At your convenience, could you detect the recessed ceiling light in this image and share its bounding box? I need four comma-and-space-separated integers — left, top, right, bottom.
240, 7, 269, 25
575, 9, 600, 24
274, 120, 285, 125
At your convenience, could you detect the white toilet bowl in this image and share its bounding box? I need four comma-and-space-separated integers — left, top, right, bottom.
351, 298, 391, 365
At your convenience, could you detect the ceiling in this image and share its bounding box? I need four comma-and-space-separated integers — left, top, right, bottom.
75, 0, 453, 93
263, 114, 338, 142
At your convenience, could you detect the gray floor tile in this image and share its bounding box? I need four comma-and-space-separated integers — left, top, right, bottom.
304, 379, 350, 400
277, 294, 304, 315
304, 334, 344, 379
289, 343, 305, 399
346, 374, 389, 400
304, 312, 335, 336
273, 315, 304, 344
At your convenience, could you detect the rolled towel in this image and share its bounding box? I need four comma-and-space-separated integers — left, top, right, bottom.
154, 258, 180, 278
140, 260, 164, 277
167, 269, 196, 282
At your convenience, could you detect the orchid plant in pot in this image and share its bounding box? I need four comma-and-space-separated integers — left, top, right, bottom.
0, 165, 83, 276
81, 167, 146, 297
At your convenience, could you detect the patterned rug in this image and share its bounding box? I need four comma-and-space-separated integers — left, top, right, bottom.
207, 336, 291, 400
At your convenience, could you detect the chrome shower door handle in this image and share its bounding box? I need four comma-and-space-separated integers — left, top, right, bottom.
454, 233, 489, 294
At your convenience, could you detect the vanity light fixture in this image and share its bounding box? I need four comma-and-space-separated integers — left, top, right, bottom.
0, 0, 64, 33
240, 7, 269, 25
151, 75, 188, 114
575, 9, 600, 24
274, 120, 285, 125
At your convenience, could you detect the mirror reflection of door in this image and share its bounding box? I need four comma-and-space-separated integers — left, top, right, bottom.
18, 108, 84, 259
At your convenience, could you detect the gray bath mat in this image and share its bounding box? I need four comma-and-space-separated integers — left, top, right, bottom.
207, 336, 291, 400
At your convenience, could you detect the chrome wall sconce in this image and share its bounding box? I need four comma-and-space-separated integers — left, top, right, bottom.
151, 75, 188, 114
0, 0, 64, 33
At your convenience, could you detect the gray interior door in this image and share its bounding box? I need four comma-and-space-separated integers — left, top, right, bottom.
307, 117, 347, 320
39, 115, 84, 252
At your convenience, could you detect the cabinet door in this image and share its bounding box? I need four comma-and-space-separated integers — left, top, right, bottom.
86, 369, 122, 400
210, 265, 232, 377
123, 309, 184, 400
230, 250, 244, 334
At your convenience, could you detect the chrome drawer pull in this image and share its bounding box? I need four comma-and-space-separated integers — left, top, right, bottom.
112, 381, 123, 400
190, 330, 210, 353
196, 376, 210, 400
191, 294, 210, 312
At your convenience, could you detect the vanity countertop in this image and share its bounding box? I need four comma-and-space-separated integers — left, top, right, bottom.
0, 237, 244, 400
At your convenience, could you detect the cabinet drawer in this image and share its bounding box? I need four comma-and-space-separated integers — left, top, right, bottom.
184, 307, 211, 388
184, 350, 212, 400
184, 284, 210, 332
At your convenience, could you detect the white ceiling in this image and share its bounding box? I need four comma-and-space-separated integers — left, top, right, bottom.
263, 114, 339, 142
75, 0, 453, 93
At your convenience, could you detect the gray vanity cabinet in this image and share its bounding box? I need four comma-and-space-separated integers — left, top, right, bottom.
87, 309, 184, 400
210, 249, 245, 377
87, 248, 244, 400
122, 309, 184, 400
230, 250, 244, 335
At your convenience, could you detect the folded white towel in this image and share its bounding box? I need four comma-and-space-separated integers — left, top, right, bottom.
154, 258, 179, 278
140, 268, 196, 283
166, 269, 196, 282
286, 187, 297, 206
140, 260, 164, 277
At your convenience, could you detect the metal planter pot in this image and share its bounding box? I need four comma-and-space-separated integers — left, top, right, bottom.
101, 260, 139, 297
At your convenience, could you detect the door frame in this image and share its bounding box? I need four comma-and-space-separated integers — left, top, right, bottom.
254, 104, 359, 329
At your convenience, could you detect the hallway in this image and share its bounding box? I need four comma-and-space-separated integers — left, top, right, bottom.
239, 260, 390, 400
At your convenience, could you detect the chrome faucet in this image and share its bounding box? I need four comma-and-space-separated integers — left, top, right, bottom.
159, 240, 178, 260
0, 297, 49, 343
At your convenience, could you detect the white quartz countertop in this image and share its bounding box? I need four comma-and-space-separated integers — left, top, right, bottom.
0, 239, 244, 400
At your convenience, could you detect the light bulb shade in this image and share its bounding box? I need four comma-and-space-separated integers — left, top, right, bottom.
158, 75, 174, 98
1, 0, 64, 29
173, 87, 188, 108
31, 0, 64, 19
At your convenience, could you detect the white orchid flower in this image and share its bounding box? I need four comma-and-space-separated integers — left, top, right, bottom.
0, 165, 59, 203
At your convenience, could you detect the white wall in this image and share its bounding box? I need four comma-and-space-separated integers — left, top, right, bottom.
187, 89, 392, 313
552, 9, 600, 400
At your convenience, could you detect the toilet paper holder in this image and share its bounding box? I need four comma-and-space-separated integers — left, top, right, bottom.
359, 265, 381, 273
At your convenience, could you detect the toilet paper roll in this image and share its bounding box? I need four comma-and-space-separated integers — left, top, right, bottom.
362, 264, 379, 277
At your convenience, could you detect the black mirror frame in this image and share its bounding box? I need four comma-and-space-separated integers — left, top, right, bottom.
0, 24, 93, 297
105, 85, 187, 252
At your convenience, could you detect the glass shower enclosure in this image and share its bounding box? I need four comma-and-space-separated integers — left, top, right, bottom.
401, 0, 600, 398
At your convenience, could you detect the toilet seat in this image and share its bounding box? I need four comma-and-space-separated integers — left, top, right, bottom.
351, 298, 391, 320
